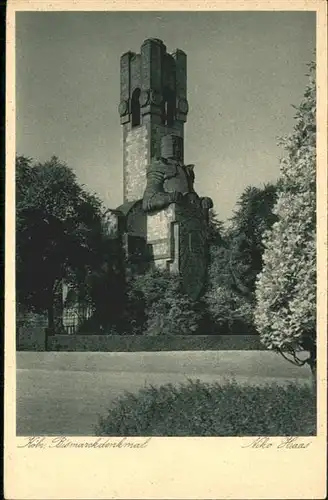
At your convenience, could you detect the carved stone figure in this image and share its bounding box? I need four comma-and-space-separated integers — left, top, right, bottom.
142, 134, 213, 214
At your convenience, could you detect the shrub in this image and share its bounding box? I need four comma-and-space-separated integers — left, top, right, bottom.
47, 334, 264, 351
205, 281, 255, 333
126, 269, 203, 335
96, 380, 316, 436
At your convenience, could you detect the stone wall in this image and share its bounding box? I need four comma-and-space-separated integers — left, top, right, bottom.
150, 122, 183, 159
147, 205, 176, 269
147, 206, 174, 241
124, 125, 148, 202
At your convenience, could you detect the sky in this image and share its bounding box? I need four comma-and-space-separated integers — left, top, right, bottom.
16, 11, 316, 222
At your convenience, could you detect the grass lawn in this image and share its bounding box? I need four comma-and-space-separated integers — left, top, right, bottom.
96, 379, 316, 436
17, 351, 312, 435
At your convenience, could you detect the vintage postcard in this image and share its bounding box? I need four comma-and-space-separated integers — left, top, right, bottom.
5, 0, 327, 499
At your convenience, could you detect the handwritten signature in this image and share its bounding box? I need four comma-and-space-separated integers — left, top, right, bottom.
242, 436, 312, 449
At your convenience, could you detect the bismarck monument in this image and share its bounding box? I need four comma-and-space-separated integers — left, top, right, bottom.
104, 38, 213, 300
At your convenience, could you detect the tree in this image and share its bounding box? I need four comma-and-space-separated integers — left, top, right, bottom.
77, 236, 126, 334
228, 183, 278, 294
254, 62, 316, 375
205, 243, 255, 333
207, 209, 224, 247
16, 155, 104, 330
205, 184, 278, 332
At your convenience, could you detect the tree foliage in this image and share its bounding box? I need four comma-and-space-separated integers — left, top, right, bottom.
254, 62, 316, 373
76, 236, 126, 334
16, 155, 104, 329
228, 183, 278, 293
205, 184, 278, 332
207, 209, 224, 247
126, 268, 203, 335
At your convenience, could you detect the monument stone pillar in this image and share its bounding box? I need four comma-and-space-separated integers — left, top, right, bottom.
117, 38, 213, 300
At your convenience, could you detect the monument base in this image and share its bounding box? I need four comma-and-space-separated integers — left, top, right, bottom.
114, 194, 209, 300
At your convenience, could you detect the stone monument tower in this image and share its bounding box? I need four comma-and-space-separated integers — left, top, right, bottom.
112, 38, 213, 300
118, 38, 188, 201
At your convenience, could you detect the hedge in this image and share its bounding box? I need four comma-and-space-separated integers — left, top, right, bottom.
96, 379, 316, 436
43, 334, 265, 352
